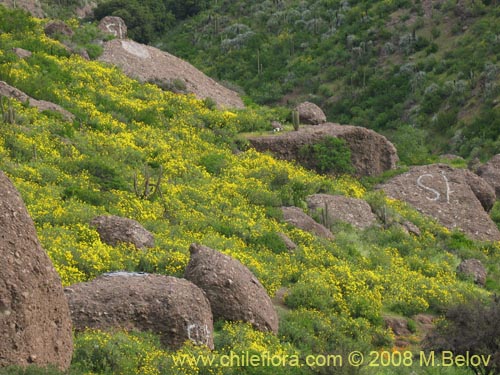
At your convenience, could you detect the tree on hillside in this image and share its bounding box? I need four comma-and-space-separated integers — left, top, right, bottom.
423, 296, 500, 375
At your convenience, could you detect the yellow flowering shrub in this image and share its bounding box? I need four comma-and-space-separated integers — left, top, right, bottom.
0, 9, 495, 374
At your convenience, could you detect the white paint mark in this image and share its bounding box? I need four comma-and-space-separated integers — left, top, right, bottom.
187, 323, 210, 346
441, 171, 454, 204
121, 40, 150, 59
416, 173, 453, 203
417, 174, 440, 201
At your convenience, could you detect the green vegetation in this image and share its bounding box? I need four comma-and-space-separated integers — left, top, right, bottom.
299, 136, 354, 174
151, 0, 500, 162
0, 4, 499, 375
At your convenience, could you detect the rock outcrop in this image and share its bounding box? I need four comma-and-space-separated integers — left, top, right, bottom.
99, 39, 244, 109
281, 206, 335, 239
0, 81, 74, 121
13, 48, 32, 59
477, 154, 500, 198
306, 194, 377, 230
90, 215, 154, 249
184, 244, 279, 334
0, 171, 73, 370
248, 123, 399, 177
65, 272, 214, 349
278, 232, 297, 251
44, 21, 74, 38
0, 0, 44, 17
457, 259, 487, 286
379, 164, 500, 241
98, 16, 127, 39
295, 101, 327, 125
463, 169, 496, 212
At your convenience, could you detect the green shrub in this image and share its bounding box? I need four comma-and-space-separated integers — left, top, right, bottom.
62, 185, 108, 206
423, 296, 500, 375
199, 152, 228, 175
75, 156, 129, 191
492, 201, 500, 230
298, 137, 354, 175
248, 231, 288, 254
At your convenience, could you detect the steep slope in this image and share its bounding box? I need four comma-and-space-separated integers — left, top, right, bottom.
99, 38, 245, 109
160, 0, 500, 162
0, 6, 498, 374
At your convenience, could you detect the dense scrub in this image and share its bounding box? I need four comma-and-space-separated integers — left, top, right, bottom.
0, 7, 499, 375
153, 0, 500, 163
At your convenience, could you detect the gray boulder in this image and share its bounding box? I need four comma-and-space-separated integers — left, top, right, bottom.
248, 123, 399, 177
457, 259, 487, 286
98, 16, 127, 39
65, 273, 214, 349
477, 154, 500, 198
44, 21, 74, 38
13, 48, 32, 59
184, 244, 279, 334
0, 81, 75, 122
90, 215, 154, 249
306, 194, 376, 229
379, 164, 500, 241
464, 169, 496, 212
0, 171, 73, 370
281, 206, 334, 239
295, 101, 327, 125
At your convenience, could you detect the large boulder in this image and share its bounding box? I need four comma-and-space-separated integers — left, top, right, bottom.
65, 272, 214, 349
457, 259, 487, 286
184, 244, 279, 334
379, 164, 500, 241
98, 16, 127, 39
306, 194, 376, 230
90, 215, 154, 249
477, 154, 500, 198
99, 39, 244, 109
0, 171, 73, 370
281, 206, 335, 239
295, 101, 327, 125
248, 123, 399, 177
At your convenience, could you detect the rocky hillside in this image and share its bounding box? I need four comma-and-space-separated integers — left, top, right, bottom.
0, 5, 500, 375
158, 0, 500, 163
99, 38, 245, 109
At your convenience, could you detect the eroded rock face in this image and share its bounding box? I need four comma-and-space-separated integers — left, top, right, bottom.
281, 206, 335, 239
457, 259, 487, 286
90, 215, 154, 249
379, 164, 500, 241
295, 101, 327, 125
98, 16, 127, 39
477, 154, 500, 198
306, 194, 376, 230
99, 39, 244, 109
248, 123, 399, 177
0, 171, 73, 370
184, 244, 279, 334
65, 273, 214, 349
463, 169, 496, 212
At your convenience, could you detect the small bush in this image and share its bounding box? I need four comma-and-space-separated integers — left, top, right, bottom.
424, 296, 500, 375
298, 137, 354, 175
199, 152, 228, 175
